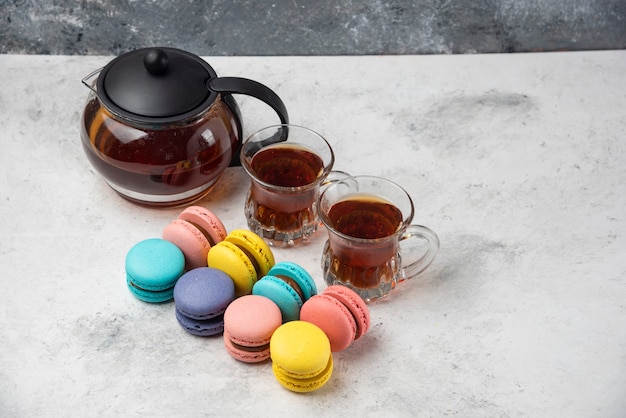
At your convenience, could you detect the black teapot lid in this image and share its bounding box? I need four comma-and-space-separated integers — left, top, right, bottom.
97, 47, 218, 123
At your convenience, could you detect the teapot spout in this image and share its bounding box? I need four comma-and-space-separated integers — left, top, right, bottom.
81, 67, 103, 95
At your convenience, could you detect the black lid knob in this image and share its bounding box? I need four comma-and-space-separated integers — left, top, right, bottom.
143, 48, 169, 75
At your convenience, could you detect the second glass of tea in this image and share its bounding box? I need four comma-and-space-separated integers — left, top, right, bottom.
241, 124, 342, 247
318, 176, 440, 301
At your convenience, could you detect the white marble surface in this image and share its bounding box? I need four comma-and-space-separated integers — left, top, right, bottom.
1, 51, 625, 417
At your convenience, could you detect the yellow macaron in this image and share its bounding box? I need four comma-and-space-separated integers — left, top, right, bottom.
207, 229, 275, 296
270, 321, 333, 393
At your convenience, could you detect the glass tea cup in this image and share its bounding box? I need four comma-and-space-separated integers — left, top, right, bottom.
241, 124, 347, 247
318, 175, 440, 301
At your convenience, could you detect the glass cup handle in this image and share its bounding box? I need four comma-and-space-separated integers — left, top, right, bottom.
322, 170, 351, 187
398, 224, 440, 282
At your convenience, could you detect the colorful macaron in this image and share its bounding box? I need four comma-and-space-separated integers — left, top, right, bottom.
252, 261, 317, 322
270, 321, 333, 393
207, 229, 275, 297
173, 267, 235, 336
162, 206, 227, 270
300, 285, 371, 352
125, 238, 185, 303
223, 295, 282, 363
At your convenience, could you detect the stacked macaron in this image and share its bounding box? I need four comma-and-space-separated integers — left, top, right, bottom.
162, 206, 227, 270
208, 229, 275, 297
252, 261, 317, 322
270, 321, 333, 392
223, 295, 282, 363
300, 285, 371, 352
173, 267, 235, 336
125, 238, 185, 303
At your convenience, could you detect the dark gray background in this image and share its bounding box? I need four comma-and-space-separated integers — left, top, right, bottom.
2, 0, 625, 55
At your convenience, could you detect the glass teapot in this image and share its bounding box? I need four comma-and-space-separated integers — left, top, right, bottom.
80, 47, 288, 207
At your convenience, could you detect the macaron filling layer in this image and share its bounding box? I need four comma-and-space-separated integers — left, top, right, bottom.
272, 355, 331, 380
126, 276, 176, 303
186, 221, 220, 245
177, 305, 227, 321
127, 276, 173, 292
175, 309, 225, 336
229, 339, 270, 352
266, 262, 317, 300
274, 274, 304, 301
177, 206, 227, 245
234, 244, 261, 276
225, 229, 275, 276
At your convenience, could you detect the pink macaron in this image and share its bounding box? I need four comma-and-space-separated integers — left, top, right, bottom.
223, 295, 282, 363
300, 285, 370, 352
162, 206, 227, 270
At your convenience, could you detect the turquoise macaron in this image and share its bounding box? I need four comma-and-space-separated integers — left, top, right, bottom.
252, 261, 317, 322
125, 238, 185, 303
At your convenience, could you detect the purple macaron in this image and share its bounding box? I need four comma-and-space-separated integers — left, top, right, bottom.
173, 267, 235, 336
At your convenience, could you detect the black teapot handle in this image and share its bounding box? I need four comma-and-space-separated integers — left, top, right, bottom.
208, 77, 289, 126
209, 77, 289, 167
